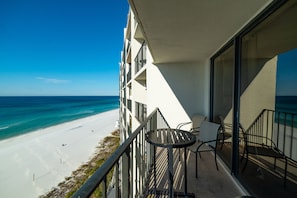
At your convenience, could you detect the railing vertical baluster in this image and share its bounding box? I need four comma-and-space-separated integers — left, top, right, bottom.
115, 162, 119, 198
143, 128, 145, 191
140, 129, 143, 193
130, 143, 133, 197
102, 176, 107, 198
271, 110, 275, 146
136, 135, 139, 196
265, 110, 269, 145
126, 146, 131, 198
283, 113, 287, 153
290, 114, 294, 159
276, 111, 280, 147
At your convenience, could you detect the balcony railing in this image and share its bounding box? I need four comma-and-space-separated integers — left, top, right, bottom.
246, 109, 297, 162
72, 108, 169, 198
135, 43, 146, 74
127, 99, 132, 112
127, 64, 131, 83
135, 102, 147, 123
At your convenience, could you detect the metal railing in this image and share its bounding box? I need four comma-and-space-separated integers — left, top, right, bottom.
246, 109, 297, 162
72, 108, 169, 198
135, 102, 147, 123
127, 64, 131, 83
135, 42, 146, 74
127, 99, 132, 112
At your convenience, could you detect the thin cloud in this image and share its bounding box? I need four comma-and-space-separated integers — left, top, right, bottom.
36, 77, 70, 84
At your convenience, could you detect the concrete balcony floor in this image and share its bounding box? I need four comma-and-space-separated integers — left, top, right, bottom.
144, 147, 245, 197
218, 143, 297, 198
144, 143, 297, 198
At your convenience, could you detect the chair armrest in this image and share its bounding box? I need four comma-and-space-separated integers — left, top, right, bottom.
191, 127, 200, 134
244, 133, 281, 151
176, 121, 192, 129
195, 139, 218, 152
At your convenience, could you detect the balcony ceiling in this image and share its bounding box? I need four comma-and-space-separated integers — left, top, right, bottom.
129, 0, 271, 63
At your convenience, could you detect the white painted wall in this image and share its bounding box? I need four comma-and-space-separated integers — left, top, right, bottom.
146, 59, 210, 128
132, 80, 146, 103
224, 56, 277, 127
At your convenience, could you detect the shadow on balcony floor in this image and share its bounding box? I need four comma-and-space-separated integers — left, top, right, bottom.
217, 143, 297, 198
144, 147, 245, 198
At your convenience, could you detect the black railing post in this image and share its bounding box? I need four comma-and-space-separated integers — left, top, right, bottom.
115, 162, 120, 198
102, 176, 107, 198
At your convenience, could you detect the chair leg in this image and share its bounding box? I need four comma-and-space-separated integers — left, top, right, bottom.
242, 153, 248, 172
195, 152, 198, 178
240, 149, 246, 162
214, 150, 219, 171
240, 151, 245, 162
220, 134, 225, 150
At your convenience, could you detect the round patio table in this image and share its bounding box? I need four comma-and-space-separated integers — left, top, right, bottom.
146, 128, 196, 198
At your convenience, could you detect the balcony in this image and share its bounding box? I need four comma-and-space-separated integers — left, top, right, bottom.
135, 102, 146, 123
72, 109, 242, 198
127, 99, 132, 112
126, 64, 132, 83
72, 108, 297, 197
135, 43, 146, 75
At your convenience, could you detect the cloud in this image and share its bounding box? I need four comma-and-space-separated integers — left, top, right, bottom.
36, 77, 70, 84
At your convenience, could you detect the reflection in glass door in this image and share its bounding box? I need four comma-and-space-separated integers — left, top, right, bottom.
239, 1, 297, 197
212, 44, 234, 168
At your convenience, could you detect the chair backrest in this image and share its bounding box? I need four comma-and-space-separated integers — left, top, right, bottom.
218, 115, 225, 131
192, 114, 207, 129
199, 121, 221, 148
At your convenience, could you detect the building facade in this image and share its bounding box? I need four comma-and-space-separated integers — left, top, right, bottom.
119, 0, 297, 196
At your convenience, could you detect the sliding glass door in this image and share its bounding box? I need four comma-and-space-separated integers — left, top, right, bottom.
212, 0, 297, 196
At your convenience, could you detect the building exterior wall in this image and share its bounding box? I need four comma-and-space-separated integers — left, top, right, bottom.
119, 1, 297, 196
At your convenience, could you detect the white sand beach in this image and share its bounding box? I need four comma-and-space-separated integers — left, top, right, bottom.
0, 109, 119, 198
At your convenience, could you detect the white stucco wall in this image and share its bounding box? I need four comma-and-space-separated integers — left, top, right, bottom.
146, 58, 210, 128
225, 56, 277, 128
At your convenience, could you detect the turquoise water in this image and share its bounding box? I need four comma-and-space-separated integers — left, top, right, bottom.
0, 96, 119, 140
275, 96, 297, 126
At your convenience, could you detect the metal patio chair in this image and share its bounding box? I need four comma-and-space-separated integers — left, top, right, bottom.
187, 121, 221, 178
241, 125, 288, 187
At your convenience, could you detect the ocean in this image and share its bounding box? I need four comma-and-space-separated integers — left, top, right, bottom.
275, 96, 297, 114
275, 95, 297, 125
0, 96, 119, 140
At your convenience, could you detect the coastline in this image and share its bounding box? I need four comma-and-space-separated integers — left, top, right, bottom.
0, 109, 119, 198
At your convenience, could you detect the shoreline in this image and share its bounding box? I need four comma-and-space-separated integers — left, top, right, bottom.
0, 109, 119, 198
0, 107, 119, 142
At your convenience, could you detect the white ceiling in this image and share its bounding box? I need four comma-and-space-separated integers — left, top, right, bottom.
129, 0, 271, 63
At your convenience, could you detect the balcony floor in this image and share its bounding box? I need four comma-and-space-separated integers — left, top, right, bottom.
218, 143, 297, 198
144, 147, 245, 197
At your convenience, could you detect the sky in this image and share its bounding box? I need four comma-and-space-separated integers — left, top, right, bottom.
0, 0, 129, 96
276, 48, 297, 96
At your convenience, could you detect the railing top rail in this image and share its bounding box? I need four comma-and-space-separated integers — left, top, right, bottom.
72, 107, 167, 198
263, 108, 297, 117
246, 109, 297, 132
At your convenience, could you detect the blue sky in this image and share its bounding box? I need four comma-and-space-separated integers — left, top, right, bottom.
276, 48, 297, 96
0, 0, 128, 96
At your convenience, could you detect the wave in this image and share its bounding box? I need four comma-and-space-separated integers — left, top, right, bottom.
0, 120, 28, 131
0, 126, 9, 131
61, 110, 95, 117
